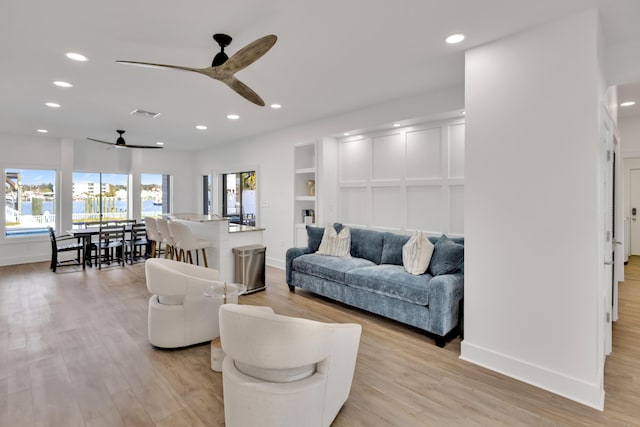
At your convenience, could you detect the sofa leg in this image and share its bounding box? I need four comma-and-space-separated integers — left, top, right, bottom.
288, 285, 295, 292
435, 336, 446, 348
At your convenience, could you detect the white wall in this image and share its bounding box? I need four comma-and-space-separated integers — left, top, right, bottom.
620, 116, 640, 156
194, 86, 464, 269
0, 133, 196, 266
462, 10, 606, 409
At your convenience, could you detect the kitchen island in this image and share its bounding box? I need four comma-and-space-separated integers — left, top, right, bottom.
169, 213, 265, 282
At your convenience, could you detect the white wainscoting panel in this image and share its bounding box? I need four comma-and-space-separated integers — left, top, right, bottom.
340, 138, 370, 182
338, 118, 464, 236
372, 186, 403, 229
372, 133, 404, 180
406, 185, 444, 232
449, 185, 465, 234
449, 123, 466, 179
339, 186, 369, 226
407, 127, 442, 179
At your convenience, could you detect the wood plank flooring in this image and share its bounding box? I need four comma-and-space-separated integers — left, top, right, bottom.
1, 258, 639, 426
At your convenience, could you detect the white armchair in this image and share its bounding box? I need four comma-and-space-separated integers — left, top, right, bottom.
219, 304, 362, 427
145, 258, 223, 348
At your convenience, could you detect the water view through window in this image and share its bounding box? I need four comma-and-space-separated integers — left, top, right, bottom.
72, 172, 128, 226
5, 168, 56, 237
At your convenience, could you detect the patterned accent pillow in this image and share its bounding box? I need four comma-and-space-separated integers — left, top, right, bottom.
402, 231, 434, 275
316, 224, 351, 256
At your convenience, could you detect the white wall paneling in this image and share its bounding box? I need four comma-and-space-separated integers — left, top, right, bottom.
338, 118, 464, 236
339, 186, 369, 227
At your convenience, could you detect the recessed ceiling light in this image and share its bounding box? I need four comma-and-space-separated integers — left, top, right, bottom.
37, 129, 48, 133
620, 101, 636, 107
156, 141, 164, 146
227, 114, 240, 120
53, 81, 73, 88
445, 34, 465, 44
196, 125, 207, 130
45, 102, 61, 108
270, 103, 282, 109
392, 123, 401, 127
462, 111, 466, 115
344, 132, 350, 136
66, 52, 88, 62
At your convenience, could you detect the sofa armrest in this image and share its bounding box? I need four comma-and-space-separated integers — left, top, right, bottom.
286, 247, 310, 285
427, 273, 464, 336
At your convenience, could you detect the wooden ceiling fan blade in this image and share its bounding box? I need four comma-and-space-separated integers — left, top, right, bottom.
87, 137, 115, 146
116, 60, 201, 73
220, 35, 277, 75
225, 77, 265, 106
123, 144, 163, 149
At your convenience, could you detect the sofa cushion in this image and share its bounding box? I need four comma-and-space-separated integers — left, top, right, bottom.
402, 231, 434, 275
317, 225, 351, 256
380, 232, 411, 265
345, 264, 432, 305
350, 228, 384, 264
429, 235, 465, 276
292, 253, 376, 283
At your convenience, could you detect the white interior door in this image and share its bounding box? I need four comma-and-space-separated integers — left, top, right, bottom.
603, 138, 614, 356
630, 169, 640, 255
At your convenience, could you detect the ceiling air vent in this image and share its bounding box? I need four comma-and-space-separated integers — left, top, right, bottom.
129, 109, 161, 119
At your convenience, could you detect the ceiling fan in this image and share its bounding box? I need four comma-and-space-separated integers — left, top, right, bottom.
116, 33, 277, 106
87, 130, 162, 149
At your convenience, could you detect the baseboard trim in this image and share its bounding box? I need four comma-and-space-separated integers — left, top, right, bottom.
0, 254, 49, 267
265, 257, 284, 271
460, 340, 605, 411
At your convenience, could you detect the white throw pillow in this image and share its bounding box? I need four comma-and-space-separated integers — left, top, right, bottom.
316, 224, 351, 257
402, 231, 434, 275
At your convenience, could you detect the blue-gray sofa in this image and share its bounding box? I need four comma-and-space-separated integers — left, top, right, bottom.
286, 224, 464, 347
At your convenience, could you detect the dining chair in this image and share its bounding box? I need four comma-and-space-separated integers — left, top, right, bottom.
125, 223, 150, 264
168, 220, 211, 267
155, 218, 175, 260
48, 227, 85, 272
96, 225, 126, 269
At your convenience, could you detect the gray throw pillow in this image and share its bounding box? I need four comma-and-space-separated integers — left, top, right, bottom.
428, 235, 464, 276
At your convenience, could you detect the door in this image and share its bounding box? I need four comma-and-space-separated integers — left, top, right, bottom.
603, 138, 614, 356
630, 169, 640, 254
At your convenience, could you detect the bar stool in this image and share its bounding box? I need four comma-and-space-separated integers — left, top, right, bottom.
144, 217, 163, 258
168, 220, 211, 267
155, 218, 175, 260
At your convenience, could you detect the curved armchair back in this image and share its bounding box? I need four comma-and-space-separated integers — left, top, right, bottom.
219, 304, 362, 427
145, 257, 219, 296
221, 304, 332, 370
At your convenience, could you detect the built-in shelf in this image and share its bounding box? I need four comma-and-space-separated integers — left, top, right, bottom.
294, 142, 318, 247
296, 167, 316, 174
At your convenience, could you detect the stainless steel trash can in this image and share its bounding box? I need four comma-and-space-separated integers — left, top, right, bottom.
233, 244, 266, 293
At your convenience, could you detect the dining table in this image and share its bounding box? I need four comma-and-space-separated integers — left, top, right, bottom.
67, 223, 140, 267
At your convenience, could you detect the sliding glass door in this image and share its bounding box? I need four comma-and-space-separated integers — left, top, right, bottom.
72, 172, 128, 227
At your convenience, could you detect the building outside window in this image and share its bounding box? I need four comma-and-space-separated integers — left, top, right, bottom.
4, 168, 56, 237
72, 172, 128, 227
141, 173, 171, 218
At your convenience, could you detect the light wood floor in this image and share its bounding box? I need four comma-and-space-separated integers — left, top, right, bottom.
1, 258, 639, 426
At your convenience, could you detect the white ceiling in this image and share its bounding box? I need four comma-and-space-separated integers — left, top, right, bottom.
1, 0, 639, 151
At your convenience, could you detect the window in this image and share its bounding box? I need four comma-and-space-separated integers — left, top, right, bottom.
5, 168, 56, 237
72, 172, 128, 227
222, 171, 256, 226
141, 174, 171, 218
202, 175, 211, 215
